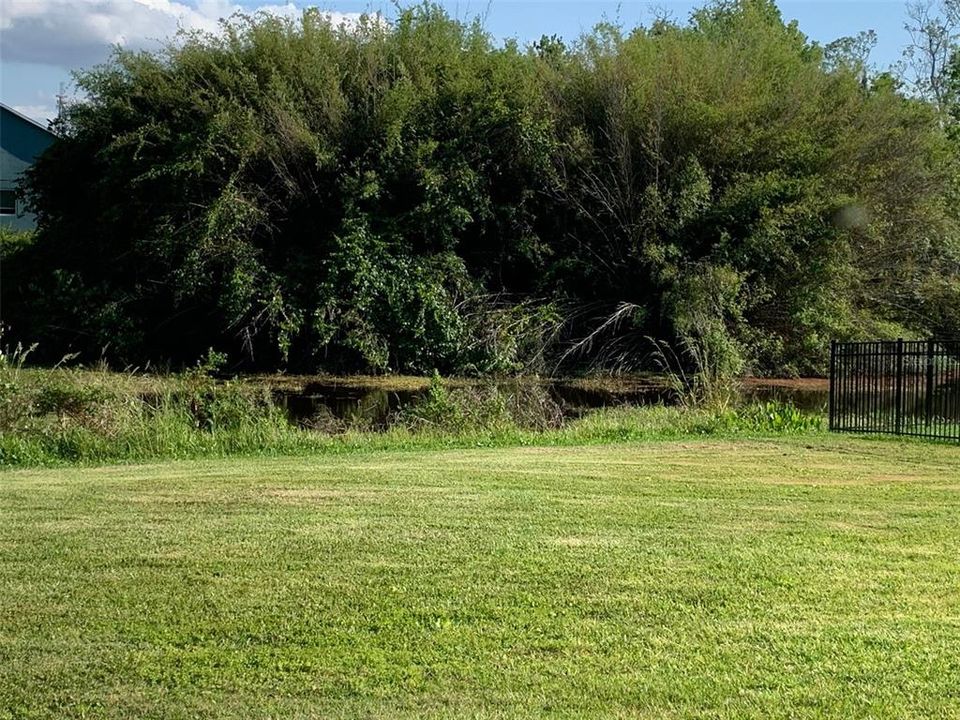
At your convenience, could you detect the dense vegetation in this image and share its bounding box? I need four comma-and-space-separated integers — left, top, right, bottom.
4, 0, 960, 376
0, 347, 822, 468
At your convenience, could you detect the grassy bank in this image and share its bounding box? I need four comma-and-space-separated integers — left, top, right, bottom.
2, 437, 959, 718
0, 363, 823, 469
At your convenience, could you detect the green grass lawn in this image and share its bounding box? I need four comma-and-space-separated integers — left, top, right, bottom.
2, 437, 959, 718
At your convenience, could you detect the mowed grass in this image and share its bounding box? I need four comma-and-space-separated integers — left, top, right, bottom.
1, 437, 959, 718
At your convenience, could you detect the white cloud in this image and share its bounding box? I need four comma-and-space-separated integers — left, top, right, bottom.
0, 0, 361, 69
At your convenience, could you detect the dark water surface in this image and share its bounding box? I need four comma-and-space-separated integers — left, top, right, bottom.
270, 377, 829, 428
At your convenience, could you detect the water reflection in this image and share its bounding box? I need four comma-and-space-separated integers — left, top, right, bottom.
271, 378, 829, 429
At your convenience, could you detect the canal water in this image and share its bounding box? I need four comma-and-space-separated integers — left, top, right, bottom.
270, 377, 829, 428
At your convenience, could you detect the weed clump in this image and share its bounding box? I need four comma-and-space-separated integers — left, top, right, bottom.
397, 372, 565, 434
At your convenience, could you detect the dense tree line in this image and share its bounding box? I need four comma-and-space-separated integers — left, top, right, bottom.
4, 0, 960, 375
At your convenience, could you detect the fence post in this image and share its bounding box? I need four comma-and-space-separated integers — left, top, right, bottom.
829, 340, 837, 431
925, 338, 935, 431
895, 338, 904, 436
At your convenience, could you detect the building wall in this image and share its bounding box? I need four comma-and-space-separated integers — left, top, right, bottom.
0, 106, 56, 231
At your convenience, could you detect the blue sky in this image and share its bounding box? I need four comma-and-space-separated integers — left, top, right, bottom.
0, 0, 912, 124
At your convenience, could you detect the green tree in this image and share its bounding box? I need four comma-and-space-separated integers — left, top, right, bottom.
4, 0, 958, 377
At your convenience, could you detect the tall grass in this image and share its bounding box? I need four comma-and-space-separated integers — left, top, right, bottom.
648, 335, 743, 412
0, 360, 824, 469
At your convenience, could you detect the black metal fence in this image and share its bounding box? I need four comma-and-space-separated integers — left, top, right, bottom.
829, 339, 960, 441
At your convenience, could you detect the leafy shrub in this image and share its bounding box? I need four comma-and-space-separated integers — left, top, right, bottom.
736, 401, 825, 433
0, 228, 35, 259
34, 381, 110, 420
5, 1, 957, 376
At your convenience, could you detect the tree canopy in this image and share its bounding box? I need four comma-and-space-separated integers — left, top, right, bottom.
4, 0, 959, 375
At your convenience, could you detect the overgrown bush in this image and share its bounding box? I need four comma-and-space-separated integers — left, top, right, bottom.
4, 1, 958, 376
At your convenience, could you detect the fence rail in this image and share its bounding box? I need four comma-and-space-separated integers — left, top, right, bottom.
829, 339, 960, 441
